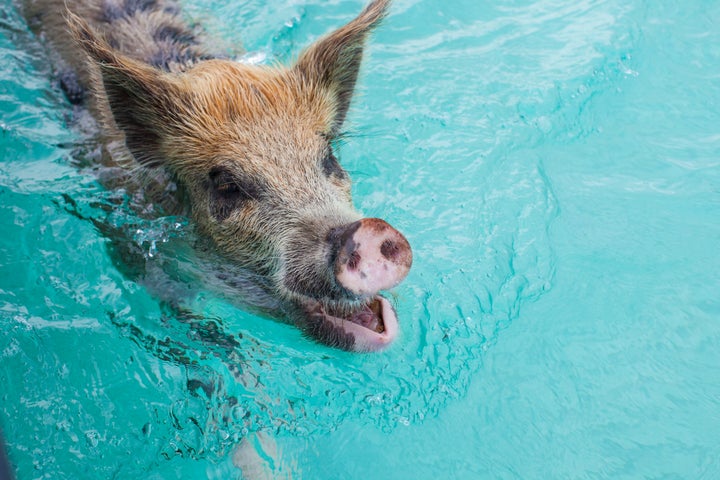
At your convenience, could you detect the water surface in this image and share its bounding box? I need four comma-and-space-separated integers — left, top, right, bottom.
1, 0, 719, 478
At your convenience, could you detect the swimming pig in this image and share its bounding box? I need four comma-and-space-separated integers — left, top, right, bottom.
22, 0, 412, 351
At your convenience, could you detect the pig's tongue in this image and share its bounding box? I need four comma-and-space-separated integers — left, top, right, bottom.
346, 299, 384, 333
310, 296, 398, 351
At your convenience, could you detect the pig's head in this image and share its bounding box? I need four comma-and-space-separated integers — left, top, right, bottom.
69, 0, 412, 351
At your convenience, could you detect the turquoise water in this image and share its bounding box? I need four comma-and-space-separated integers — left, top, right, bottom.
1, 0, 719, 478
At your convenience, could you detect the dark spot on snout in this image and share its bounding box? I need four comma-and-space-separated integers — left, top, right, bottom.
380, 239, 400, 260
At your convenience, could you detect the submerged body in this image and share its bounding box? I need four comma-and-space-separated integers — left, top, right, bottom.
22, 0, 412, 351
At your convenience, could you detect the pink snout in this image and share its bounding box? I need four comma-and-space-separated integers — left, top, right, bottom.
333, 218, 412, 297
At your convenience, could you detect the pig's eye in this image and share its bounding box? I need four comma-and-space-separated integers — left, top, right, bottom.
208, 167, 258, 221
210, 169, 245, 198
215, 181, 241, 199
322, 150, 347, 179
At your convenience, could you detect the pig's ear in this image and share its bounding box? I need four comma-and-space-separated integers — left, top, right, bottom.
294, 0, 390, 135
67, 12, 184, 168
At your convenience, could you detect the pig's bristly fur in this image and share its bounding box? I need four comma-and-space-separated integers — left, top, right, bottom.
23, 0, 411, 351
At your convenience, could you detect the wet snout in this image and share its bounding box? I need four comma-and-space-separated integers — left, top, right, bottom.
330, 218, 412, 297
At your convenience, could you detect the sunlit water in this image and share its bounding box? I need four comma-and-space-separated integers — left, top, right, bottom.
1, 0, 719, 478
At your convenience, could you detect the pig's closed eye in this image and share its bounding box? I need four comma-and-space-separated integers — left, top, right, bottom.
322, 151, 347, 179
215, 181, 242, 199
210, 168, 258, 200
209, 167, 259, 221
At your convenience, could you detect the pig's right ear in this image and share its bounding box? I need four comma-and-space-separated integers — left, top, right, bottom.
67, 12, 185, 168
294, 0, 390, 136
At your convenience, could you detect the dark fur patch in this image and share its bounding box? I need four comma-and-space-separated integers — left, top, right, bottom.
102, 0, 158, 21
153, 24, 199, 45
148, 48, 197, 70
327, 220, 361, 262
102, 1, 124, 21
58, 69, 85, 105
125, 0, 157, 15
303, 313, 356, 351
100, 0, 205, 70
321, 148, 347, 179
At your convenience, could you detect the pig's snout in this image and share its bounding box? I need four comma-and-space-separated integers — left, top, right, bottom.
330, 218, 412, 297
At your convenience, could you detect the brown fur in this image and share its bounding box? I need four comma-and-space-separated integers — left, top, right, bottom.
23, 0, 405, 351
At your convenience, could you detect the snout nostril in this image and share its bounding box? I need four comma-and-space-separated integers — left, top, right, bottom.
380, 239, 400, 260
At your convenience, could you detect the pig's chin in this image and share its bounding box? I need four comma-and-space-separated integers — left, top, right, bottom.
301, 295, 398, 352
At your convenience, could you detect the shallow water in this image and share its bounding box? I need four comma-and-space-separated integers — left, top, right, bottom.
1, 0, 719, 478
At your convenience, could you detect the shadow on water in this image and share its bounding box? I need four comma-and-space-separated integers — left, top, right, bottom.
0, 431, 13, 480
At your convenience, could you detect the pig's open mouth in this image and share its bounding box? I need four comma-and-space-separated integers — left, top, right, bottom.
286, 217, 411, 351
302, 295, 398, 352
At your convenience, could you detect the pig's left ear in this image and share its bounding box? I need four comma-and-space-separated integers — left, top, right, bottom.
294, 0, 390, 135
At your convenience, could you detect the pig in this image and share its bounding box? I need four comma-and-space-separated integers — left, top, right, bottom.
22, 0, 412, 351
